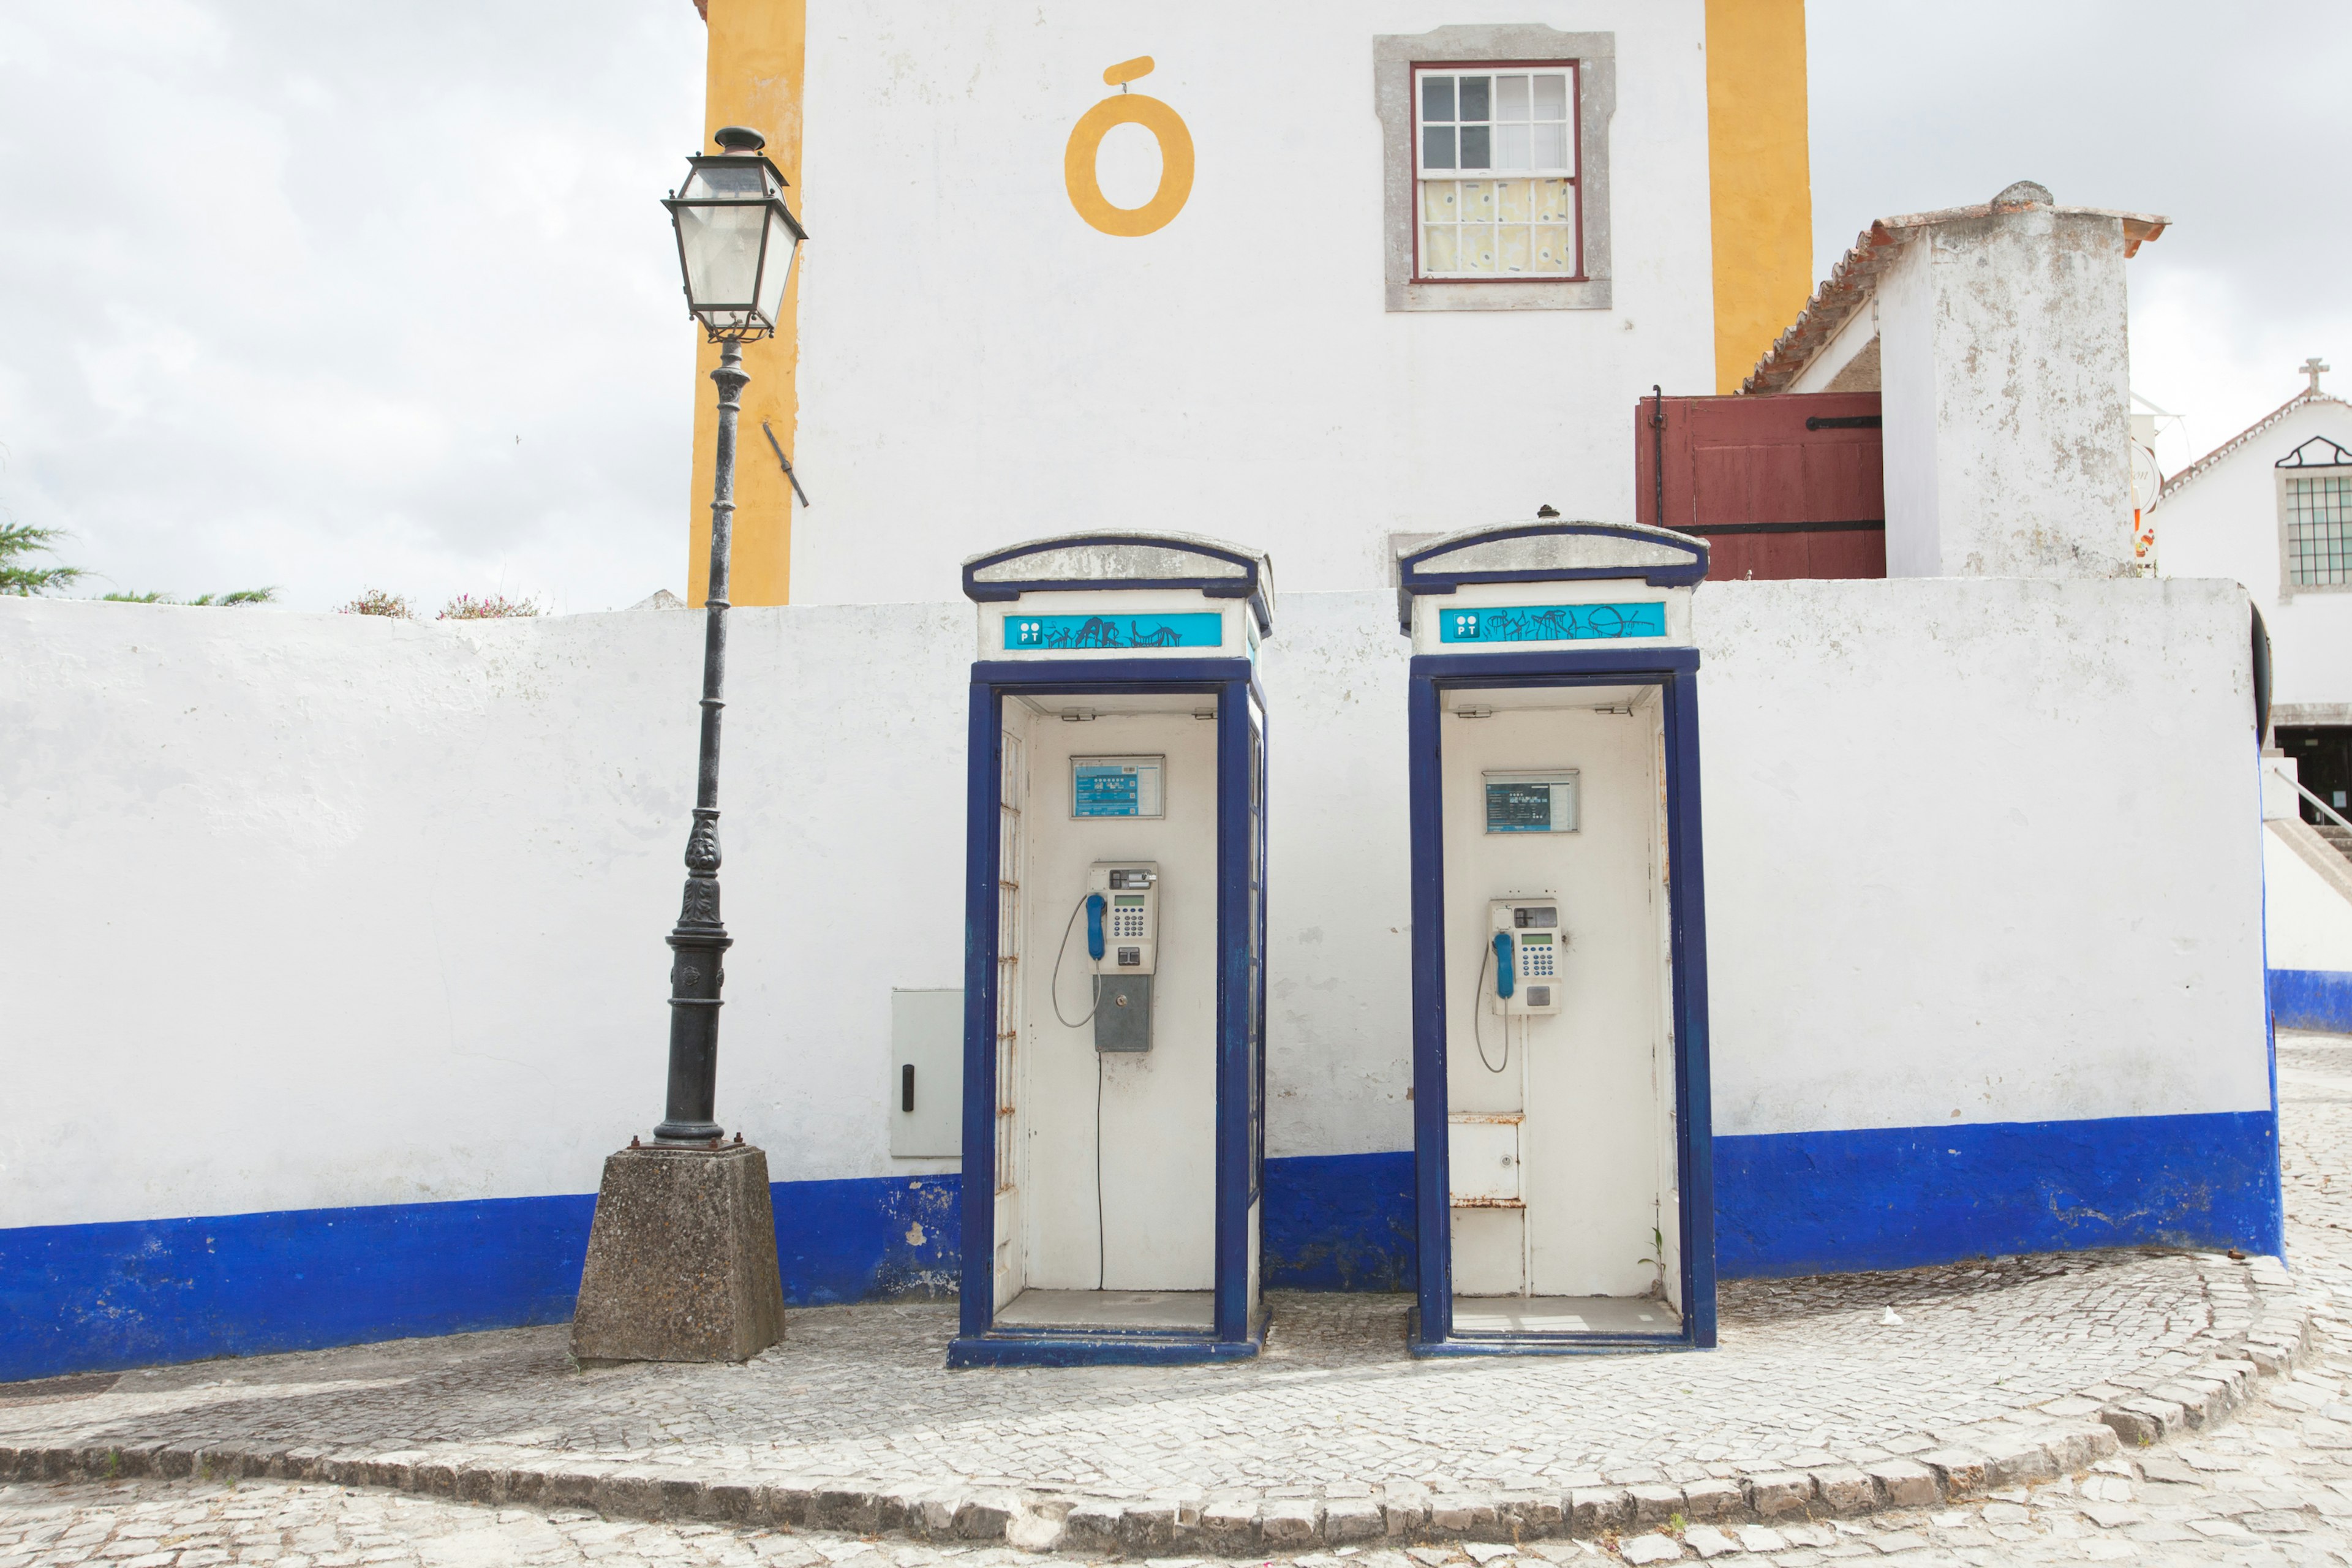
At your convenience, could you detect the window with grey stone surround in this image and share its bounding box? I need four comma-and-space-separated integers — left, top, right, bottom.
1376, 26, 1614, 312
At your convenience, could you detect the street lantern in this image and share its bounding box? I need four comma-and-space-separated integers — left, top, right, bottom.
570, 124, 805, 1368
664, 125, 805, 340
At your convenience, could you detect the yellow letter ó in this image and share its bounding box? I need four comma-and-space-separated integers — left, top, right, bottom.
1065, 59, 1194, 238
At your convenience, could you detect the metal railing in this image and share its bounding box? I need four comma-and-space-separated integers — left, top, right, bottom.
2288, 774, 2352, 837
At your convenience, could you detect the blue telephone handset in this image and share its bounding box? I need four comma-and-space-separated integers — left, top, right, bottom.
1492, 931, 1515, 1000
1086, 893, 1107, 961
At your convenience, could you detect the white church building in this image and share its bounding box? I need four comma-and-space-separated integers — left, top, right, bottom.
2153, 362, 2352, 1028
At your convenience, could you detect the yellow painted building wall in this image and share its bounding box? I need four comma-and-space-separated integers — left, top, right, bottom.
690, 1, 1812, 596
687, 0, 805, 608
1705, 0, 1814, 394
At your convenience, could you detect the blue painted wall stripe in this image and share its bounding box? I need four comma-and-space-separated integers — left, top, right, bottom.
0, 1193, 595, 1385
1, 1175, 959, 1385
1714, 1109, 2283, 1278
1262, 1150, 1414, 1291
2271, 968, 2352, 1033
0, 1116, 2284, 1384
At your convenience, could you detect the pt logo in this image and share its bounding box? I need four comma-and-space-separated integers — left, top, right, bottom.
1014, 619, 1045, 647
1065, 57, 1194, 238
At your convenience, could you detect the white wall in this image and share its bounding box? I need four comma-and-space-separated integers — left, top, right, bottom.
0, 576, 2271, 1232
786, 0, 1716, 605
0, 597, 967, 1231
2264, 827, 2352, 972
2155, 399, 2352, 712
1695, 576, 2269, 1134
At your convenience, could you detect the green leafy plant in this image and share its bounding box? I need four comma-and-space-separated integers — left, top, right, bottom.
100, 587, 277, 606
0, 522, 84, 596
1637, 1224, 1668, 1298
339, 588, 413, 618
439, 592, 541, 620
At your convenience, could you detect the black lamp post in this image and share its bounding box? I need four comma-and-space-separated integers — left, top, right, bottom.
569, 125, 805, 1366
652, 125, 806, 1145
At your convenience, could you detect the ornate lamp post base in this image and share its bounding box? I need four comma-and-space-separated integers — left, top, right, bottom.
571, 1140, 785, 1365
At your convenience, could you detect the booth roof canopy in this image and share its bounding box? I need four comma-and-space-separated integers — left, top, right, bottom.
1396, 520, 1708, 626
963, 530, 1276, 634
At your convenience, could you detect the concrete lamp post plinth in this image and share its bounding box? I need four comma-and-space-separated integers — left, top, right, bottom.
572, 1142, 785, 1365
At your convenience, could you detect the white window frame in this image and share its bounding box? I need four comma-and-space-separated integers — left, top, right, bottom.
2280, 467, 2352, 596
1410, 62, 1583, 284
1374, 25, 1615, 314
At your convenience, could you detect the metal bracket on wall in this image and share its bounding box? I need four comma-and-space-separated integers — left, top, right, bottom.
761, 422, 812, 508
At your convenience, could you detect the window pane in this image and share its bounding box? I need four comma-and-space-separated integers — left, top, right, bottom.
1532, 178, 1572, 224
1499, 225, 1531, 274
1496, 179, 1529, 222
1532, 74, 1569, 119
1460, 125, 1491, 168
1423, 125, 1457, 170
1496, 75, 1530, 120
1422, 179, 1460, 222
1423, 226, 1459, 273
1534, 224, 1574, 273
1460, 180, 1496, 222
2289, 475, 2352, 585
1422, 75, 1455, 123
1532, 123, 1567, 168
1459, 225, 1498, 273
1459, 76, 1491, 121
1496, 124, 1529, 170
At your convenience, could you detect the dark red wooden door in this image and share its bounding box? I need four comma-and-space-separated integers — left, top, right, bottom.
1632, 391, 1886, 579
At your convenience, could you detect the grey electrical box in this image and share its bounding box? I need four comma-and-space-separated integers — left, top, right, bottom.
890, 988, 963, 1158
1095, 974, 1153, 1053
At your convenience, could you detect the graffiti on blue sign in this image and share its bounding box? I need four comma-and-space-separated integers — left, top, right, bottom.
1436, 601, 1667, 644
1005, 612, 1224, 650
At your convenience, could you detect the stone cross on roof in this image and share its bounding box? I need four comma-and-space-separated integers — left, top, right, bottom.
2306, 356, 2331, 394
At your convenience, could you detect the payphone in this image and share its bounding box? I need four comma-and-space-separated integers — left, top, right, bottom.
1485, 899, 1563, 1017
952, 530, 1273, 1368
1400, 518, 1717, 1355
1051, 862, 1160, 1053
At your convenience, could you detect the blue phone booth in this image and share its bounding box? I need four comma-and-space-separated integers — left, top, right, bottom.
1400, 519, 1717, 1354
949, 531, 1273, 1367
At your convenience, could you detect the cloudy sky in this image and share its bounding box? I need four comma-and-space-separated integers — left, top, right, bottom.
0, 2, 2343, 612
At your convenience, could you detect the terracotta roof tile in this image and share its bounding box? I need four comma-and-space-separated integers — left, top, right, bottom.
2156, 389, 2352, 503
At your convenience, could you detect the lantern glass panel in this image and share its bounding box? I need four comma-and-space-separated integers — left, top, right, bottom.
755, 206, 800, 326
676, 164, 771, 312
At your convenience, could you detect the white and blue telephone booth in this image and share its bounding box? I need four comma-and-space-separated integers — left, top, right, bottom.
949, 532, 1273, 1367
1400, 520, 1717, 1354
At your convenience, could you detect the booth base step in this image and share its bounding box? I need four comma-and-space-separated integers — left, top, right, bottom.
1452, 1294, 1679, 1335
994, 1289, 1215, 1332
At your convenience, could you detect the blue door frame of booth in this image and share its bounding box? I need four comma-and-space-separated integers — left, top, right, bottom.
949, 658, 1268, 1368
1408, 646, 1717, 1355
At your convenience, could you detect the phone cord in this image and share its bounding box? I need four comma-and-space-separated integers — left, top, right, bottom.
1050, 894, 1102, 1028
1474, 937, 1509, 1074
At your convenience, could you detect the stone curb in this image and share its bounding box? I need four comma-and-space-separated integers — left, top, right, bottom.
2090, 1254, 2313, 1450
0, 1256, 2315, 1558
0, 1423, 2128, 1555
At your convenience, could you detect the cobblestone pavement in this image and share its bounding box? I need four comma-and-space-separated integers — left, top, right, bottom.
0, 1239, 2281, 1502
6, 1030, 2352, 1563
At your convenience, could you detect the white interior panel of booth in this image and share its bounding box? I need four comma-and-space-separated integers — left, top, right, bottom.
1016, 703, 1219, 1294
1442, 685, 1675, 1304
